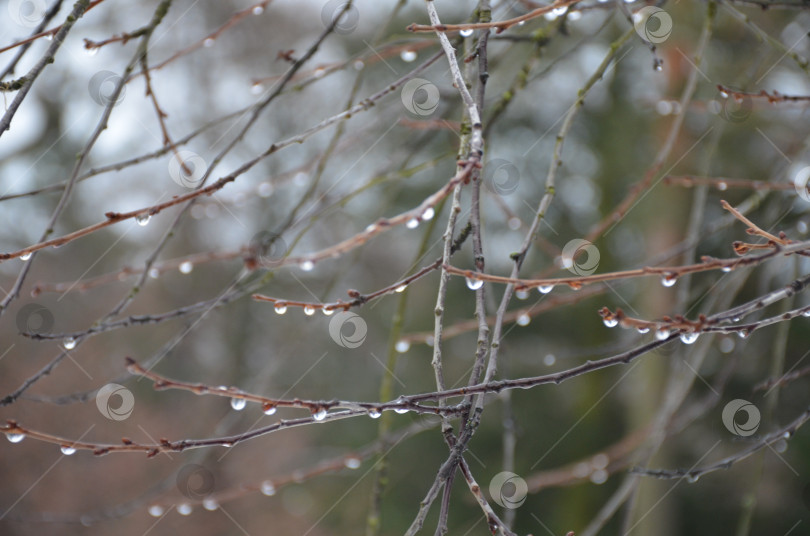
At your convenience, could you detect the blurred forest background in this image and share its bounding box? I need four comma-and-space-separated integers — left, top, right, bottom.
1, 0, 810, 535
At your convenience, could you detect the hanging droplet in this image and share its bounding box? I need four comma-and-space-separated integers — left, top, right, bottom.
176, 503, 193, 515
312, 408, 327, 421
300, 260, 314, 272
262, 403, 277, 416
783, 431, 792, 439
537, 284, 554, 294
636, 326, 650, 334
655, 328, 671, 340
148, 268, 160, 279
421, 207, 435, 220
179, 261, 193, 274
517, 313, 531, 326
603, 317, 618, 328
303, 306, 315, 316
252, 5, 264, 15
802, 310, 810, 317
230, 398, 247, 411
344, 456, 362, 469
61, 445, 76, 455
322, 307, 334, 316
63, 337, 76, 350
406, 218, 419, 229
368, 408, 382, 419
515, 289, 529, 300
135, 214, 151, 226
20, 252, 31, 261
394, 406, 409, 414
721, 265, 732, 273
395, 340, 410, 353
737, 329, 750, 339
260, 480, 276, 496
660, 273, 677, 287
459, 28, 474, 37
274, 302, 287, 315
400, 50, 417, 62
203, 498, 219, 511
686, 474, 699, 484
395, 284, 407, 293
466, 277, 484, 290
717, 181, 728, 191
203, 38, 215, 47
148, 505, 164, 517
6, 433, 24, 443
679, 332, 699, 344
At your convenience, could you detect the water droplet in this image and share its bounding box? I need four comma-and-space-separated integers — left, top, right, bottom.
203, 498, 219, 511
654, 63, 663, 72
400, 50, 417, 62
655, 328, 671, 340
738, 329, 750, 339
179, 261, 193, 274
395, 340, 410, 353
61, 445, 76, 455
322, 307, 334, 316
84, 46, 98, 57
680, 332, 699, 344
177, 503, 192, 515
537, 284, 554, 294
466, 277, 484, 290
20, 252, 31, 261
344, 456, 362, 469
230, 398, 246, 411
590, 469, 608, 485
459, 28, 474, 37
717, 181, 728, 191
368, 408, 381, 419
148, 268, 160, 279
260, 481, 276, 496
203, 38, 215, 47
732, 316, 741, 323
262, 403, 277, 415
406, 218, 419, 229
274, 302, 287, 314
686, 474, 699, 484
603, 318, 618, 328
135, 213, 151, 226
251, 83, 264, 95
783, 431, 792, 439
395, 284, 407, 293
421, 207, 435, 220
313, 68, 325, 78
394, 406, 409, 414
515, 289, 529, 300
661, 274, 677, 287
252, 5, 264, 15
425, 336, 434, 347
303, 306, 315, 316
802, 310, 810, 317
721, 265, 732, 273
300, 260, 314, 271
774, 439, 788, 453
63, 337, 76, 350
257, 182, 273, 196
543, 354, 556, 366
148, 505, 164, 517
6, 433, 24, 443
353, 60, 364, 70
312, 408, 327, 421
508, 217, 521, 230
719, 337, 735, 353
517, 313, 531, 326
44, 34, 53, 41
719, 90, 729, 98
637, 326, 650, 334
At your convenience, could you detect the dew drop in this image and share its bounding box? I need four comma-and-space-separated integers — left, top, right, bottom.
257, 182, 273, 196
679, 332, 699, 345
63, 337, 76, 350
654, 63, 663, 72
179, 261, 193, 274
312, 408, 327, 421
303, 306, 315, 316
61, 445, 76, 455
721, 265, 732, 273
590, 469, 608, 485
537, 284, 554, 294
783, 431, 792, 439
655, 328, 671, 340
686, 474, 699, 484
660, 274, 677, 287
260, 480, 276, 496
719, 90, 729, 98
344, 456, 362, 469
517, 313, 531, 326
395, 340, 410, 353
395, 284, 407, 293
252, 5, 264, 15
203, 38, 215, 47
44, 34, 53, 41
148, 268, 160, 279
262, 403, 277, 416
368, 408, 382, 419
148, 505, 164, 517
400, 50, 417, 62
322, 307, 334, 316
459, 28, 474, 37
636, 326, 650, 334
230, 398, 247, 411
135, 213, 151, 227
6, 433, 24, 443
313, 68, 325, 78
466, 277, 484, 290
802, 310, 810, 317
300, 260, 314, 272
737, 329, 750, 339
425, 336, 434, 347
774, 439, 788, 453
251, 83, 264, 95
177, 503, 192, 515
508, 217, 521, 230
84, 46, 98, 57
394, 406, 409, 414
717, 181, 728, 191
406, 218, 419, 229
353, 60, 364, 70
515, 289, 529, 300
719, 337, 735, 353
543, 354, 556, 366
274, 303, 287, 315
203, 498, 219, 511
421, 207, 435, 220
20, 252, 31, 261
603, 318, 618, 328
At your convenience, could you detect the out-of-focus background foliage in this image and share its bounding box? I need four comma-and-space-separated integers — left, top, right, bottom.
1, 0, 810, 534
